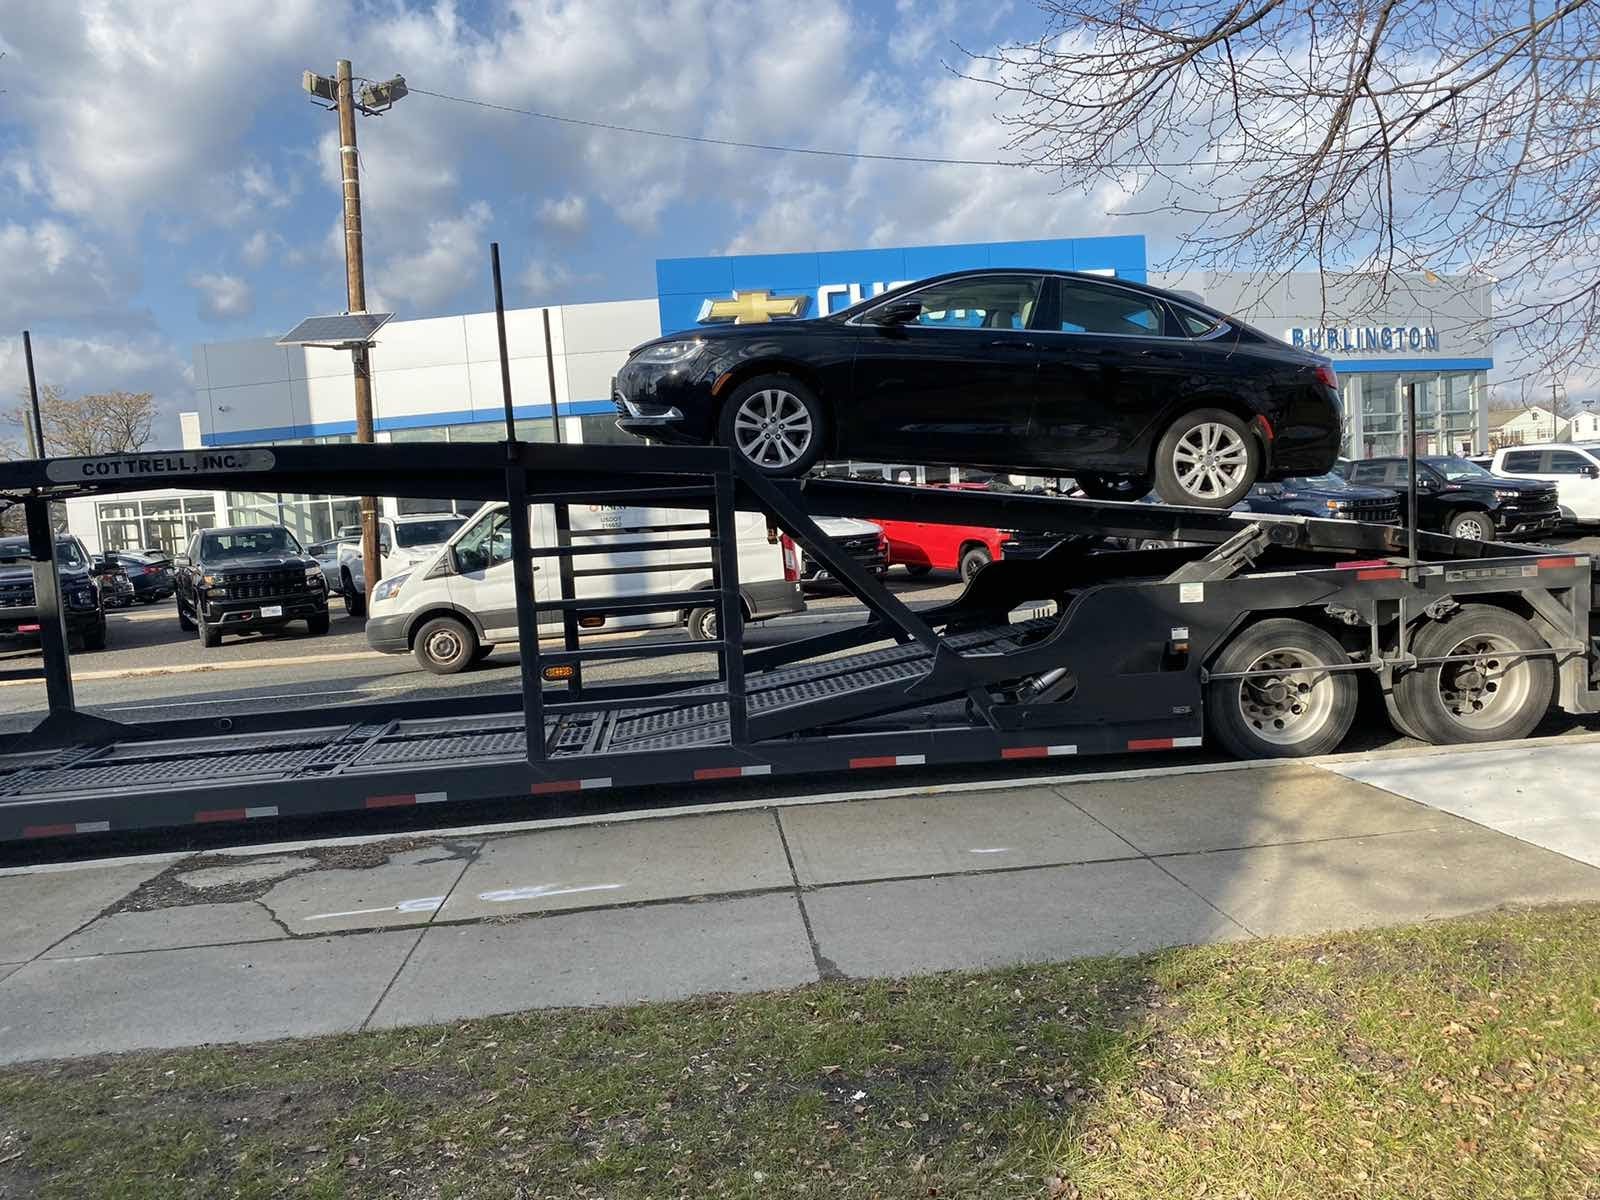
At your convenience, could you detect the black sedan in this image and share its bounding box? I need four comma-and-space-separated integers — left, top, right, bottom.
104, 550, 177, 603
615, 269, 1342, 508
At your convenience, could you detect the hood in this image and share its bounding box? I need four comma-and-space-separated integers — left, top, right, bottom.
814, 517, 883, 538
0, 562, 88, 584
1472, 474, 1554, 494
207, 554, 312, 572
1281, 479, 1397, 501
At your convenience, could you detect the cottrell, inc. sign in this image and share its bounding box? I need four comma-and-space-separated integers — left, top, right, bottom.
44, 448, 277, 484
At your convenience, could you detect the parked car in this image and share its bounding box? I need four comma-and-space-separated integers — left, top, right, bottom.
104, 550, 177, 603
798, 518, 888, 587
1346, 455, 1560, 541
174, 525, 330, 647
326, 514, 468, 616
1489, 443, 1600, 526
0, 534, 107, 650
873, 482, 1013, 581
613, 268, 1342, 507
95, 558, 137, 607
365, 499, 805, 672
1238, 472, 1402, 524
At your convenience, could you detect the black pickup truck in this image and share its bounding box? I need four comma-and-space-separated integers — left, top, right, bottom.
0, 534, 108, 650
174, 525, 329, 647
1347, 455, 1561, 541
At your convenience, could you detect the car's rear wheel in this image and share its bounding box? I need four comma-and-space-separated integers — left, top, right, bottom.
719, 375, 825, 478
413, 615, 477, 675
1153, 408, 1260, 508
1075, 473, 1152, 501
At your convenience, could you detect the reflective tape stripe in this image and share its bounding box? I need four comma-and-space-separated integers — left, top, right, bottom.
1001, 745, 1077, 760
849, 754, 926, 769
1356, 567, 1404, 581
531, 777, 612, 795
367, 792, 450, 809
1128, 736, 1203, 751
197, 806, 279, 822
693, 765, 772, 781
1537, 555, 1578, 569
22, 820, 108, 838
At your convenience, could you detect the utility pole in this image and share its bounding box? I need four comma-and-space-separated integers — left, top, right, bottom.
1551, 378, 1566, 442
303, 61, 407, 598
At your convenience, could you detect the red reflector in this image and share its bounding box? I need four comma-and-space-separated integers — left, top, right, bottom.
1251, 414, 1275, 442
849, 755, 899, 769
1336, 559, 1393, 570
1356, 568, 1404, 581
1127, 737, 1173, 751
531, 779, 581, 795
22, 823, 76, 839
17, 623, 40, 633
693, 766, 747, 781
1537, 556, 1578, 569
365, 794, 416, 809
1001, 746, 1050, 760
195, 808, 247, 823
1314, 362, 1339, 390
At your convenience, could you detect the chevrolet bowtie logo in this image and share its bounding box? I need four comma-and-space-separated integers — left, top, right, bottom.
696, 290, 809, 324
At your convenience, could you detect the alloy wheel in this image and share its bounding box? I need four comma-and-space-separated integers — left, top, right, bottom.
1171, 422, 1250, 500
732, 389, 813, 469
1236, 647, 1336, 747
1454, 516, 1488, 540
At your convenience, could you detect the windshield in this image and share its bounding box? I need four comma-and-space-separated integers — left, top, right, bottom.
201, 528, 302, 559
394, 517, 465, 548
1426, 456, 1493, 481
1287, 472, 1348, 488
0, 537, 86, 567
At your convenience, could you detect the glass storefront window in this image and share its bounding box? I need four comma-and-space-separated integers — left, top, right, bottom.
1351, 369, 1487, 460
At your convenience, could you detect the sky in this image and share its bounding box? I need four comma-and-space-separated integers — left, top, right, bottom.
3, 0, 1166, 446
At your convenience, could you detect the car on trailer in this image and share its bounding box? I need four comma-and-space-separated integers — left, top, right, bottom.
174, 524, 330, 647
614, 268, 1342, 507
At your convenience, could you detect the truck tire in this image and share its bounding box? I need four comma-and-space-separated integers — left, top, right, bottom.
198, 609, 222, 648
1205, 617, 1358, 758
718, 374, 825, 478
83, 617, 107, 652
958, 544, 992, 581
686, 605, 719, 642
307, 612, 331, 636
342, 569, 366, 617
1446, 509, 1492, 541
1391, 605, 1553, 744
903, 563, 933, 578
413, 615, 477, 675
1152, 408, 1260, 508
177, 599, 195, 631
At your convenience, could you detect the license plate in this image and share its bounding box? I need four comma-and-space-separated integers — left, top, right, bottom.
260, 605, 283, 618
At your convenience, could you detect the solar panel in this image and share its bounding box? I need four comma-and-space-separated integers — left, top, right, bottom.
277, 312, 393, 346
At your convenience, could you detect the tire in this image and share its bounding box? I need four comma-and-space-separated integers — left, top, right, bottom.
307, 612, 331, 636
958, 544, 992, 582
1446, 509, 1492, 542
686, 605, 719, 642
1205, 617, 1358, 759
1075, 473, 1152, 501
413, 615, 477, 675
1392, 605, 1554, 745
904, 563, 933, 578
473, 645, 494, 663
1152, 408, 1261, 508
342, 570, 366, 617
82, 618, 107, 652
718, 374, 825, 478
199, 609, 222, 648
177, 598, 195, 631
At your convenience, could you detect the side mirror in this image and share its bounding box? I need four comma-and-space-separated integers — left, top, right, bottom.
1586, 465, 1600, 479
174, 555, 191, 569
872, 299, 923, 328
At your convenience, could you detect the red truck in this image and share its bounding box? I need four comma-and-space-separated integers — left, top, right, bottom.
874, 483, 1009, 581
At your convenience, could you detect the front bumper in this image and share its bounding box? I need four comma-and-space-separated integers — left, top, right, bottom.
202, 590, 327, 630
611, 361, 718, 444
365, 612, 410, 654
800, 542, 888, 584
0, 603, 101, 639
1496, 511, 1561, 537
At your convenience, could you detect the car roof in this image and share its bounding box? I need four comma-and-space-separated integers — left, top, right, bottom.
1498, 442, 1599, 452
885, 267, 1226, 315
203, 524, 289, 536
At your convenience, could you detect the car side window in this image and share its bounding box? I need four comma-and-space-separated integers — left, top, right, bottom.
1056, 281, 1167, 336
1546, 451, 1590, 475
1501, 450, 1542, 472
453, 510, 514, 572
873, 275, 1042, 330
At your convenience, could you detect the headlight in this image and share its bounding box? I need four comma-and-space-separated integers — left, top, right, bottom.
68, 589, 95, 608
305, 566, 323, 585
371, 573, 410, 604
632, 339, 704, 365
1493, 489, 1521, 500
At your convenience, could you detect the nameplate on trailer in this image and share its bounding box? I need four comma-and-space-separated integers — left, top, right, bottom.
45, 449, 276, 483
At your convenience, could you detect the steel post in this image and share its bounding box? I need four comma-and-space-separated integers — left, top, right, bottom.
1405, 380, 1420, 565
711, 470, 748, 742
505, 462, 545, 761
25, 497, 74, 715
553, 500, 582, 696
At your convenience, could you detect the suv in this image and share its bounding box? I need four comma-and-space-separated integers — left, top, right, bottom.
0, 534, 108, 651
1240, 471, 1401, 523
175, 525, 330, 647
323, 514, 468, 616
1346, 455, 1561, 541
1490, 443, 1600, 526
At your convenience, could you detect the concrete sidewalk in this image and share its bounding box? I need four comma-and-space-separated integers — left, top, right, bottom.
4, 743, 1600, 1065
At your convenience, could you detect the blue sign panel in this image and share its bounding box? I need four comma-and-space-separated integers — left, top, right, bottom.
655, 235, 1147, 336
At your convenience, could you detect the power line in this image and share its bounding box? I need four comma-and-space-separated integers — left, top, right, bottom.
408, 86, 1037, 167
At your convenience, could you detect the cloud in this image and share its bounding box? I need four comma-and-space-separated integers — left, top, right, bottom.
368, 201, 493, 313
0, 219, 126, 326
538, 195, 589, 237
189, 272, 256, 321
0, 331, 192, 446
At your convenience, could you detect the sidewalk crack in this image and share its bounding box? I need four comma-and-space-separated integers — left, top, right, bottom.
771, 808, 843, 982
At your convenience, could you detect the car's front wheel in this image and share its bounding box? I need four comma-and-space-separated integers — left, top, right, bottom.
719, 375, 825, 478
413, 615, 478, 675
1152, 408, 1260, 508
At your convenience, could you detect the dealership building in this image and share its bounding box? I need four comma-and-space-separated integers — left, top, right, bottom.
68, 235, 1495, 556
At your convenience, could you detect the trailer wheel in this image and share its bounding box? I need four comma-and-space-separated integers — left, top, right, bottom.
1153, 408, 1260, 508
413, 615, 478, 675
719, 374, 825, 478
1205, 618, 1358, 758
1391, 605, 1553, 744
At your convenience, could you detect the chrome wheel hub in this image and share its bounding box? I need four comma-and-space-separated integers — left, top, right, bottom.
427, 629, 462, 662
733, 389, 813, 468
1438, 634, 1527, 728
1237, 647, 1334, 745
1173, 422, 1249, 499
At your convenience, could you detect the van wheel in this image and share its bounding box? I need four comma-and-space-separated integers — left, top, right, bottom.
719, 374, 825, 478
413, 615, 477, 675
1446, 510, 1492, 541
1153, 408, 1260, 508
959, 545, 992, 581
1205, 618, 1358, 758
342, 570, 366, 617
1392, 605, 1553, 744
686, 605, 720, 642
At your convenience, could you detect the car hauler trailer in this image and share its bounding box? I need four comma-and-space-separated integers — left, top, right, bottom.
0, 439, 1597, 843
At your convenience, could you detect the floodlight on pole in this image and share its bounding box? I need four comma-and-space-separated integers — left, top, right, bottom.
358, 75, 408, 115
303, 71, 337, 106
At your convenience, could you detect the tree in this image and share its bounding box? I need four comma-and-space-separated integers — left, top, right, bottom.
6, 385, 155, 457
975, 1, 1600, 389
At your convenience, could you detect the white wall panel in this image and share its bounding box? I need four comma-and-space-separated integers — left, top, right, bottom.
468, 356, 554, 420
202, 339, 292, 387
560, 299, 660, 354
565, 350, 629, 404
371, 364, 474, 421
210, 382, 297, 437
463, 308, 562, 363
369, 316, 469, 373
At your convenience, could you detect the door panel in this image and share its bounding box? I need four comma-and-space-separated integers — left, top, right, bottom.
848, 275, 1042, 466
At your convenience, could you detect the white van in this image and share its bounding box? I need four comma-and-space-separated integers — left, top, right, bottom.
1490, 443, 1600, 525
364, 499, 805, 673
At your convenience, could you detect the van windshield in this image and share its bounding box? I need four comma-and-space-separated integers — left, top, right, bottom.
394, 518, 465, 548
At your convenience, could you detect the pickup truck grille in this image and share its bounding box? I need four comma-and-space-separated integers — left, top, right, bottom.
1347, 498, 1401, 524
0, 580, 36, 608
217, 568, 311, 600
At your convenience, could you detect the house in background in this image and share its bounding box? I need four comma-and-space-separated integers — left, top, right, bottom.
1569, 405, 1600, 441
1489, 404, 1570, 447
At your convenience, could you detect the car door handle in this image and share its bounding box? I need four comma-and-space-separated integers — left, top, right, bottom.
984, 338, 1035, 349
1139, 347, 1184, 360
